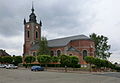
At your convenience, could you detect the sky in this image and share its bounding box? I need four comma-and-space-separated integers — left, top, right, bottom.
0, 0, 120, 63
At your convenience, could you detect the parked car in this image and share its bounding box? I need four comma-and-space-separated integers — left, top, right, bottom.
3, 64, 8, 68
0, 64, 5, 68
6, 64, 18, 69
31, 66, 44, 71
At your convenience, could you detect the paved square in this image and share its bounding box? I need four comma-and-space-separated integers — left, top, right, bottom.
0, 68, 120, 83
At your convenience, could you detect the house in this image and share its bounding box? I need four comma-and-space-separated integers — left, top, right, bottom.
0, 49, 10, 56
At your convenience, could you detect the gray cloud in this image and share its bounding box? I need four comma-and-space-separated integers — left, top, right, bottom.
34, 0, 97, 38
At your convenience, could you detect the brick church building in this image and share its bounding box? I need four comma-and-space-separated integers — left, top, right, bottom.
23, 6, 95, 65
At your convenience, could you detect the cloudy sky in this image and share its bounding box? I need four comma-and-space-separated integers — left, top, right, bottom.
0, 0, 120, 63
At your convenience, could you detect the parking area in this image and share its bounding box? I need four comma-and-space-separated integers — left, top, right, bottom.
0, 68, 120, 83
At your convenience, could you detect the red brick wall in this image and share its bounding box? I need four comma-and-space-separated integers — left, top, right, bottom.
68, 40, 95, 56
23, 23, 41, 56
26, 39, 95, 65
49, 39, 95, 64
50, 47, 65, 56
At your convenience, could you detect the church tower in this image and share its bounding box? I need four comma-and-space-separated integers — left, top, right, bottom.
23, 4, 42, 56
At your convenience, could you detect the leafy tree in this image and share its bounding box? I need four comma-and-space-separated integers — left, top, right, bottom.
59, 55, 70, 67
84, 56, 94, 64
114, 62, 118, 65
0, 57, 3, 63
3, 56, 13, 64
100, 59, 110, 68
24, 56, 36, 64
0, 57, 4, 63
51, 56, 60, 67
84, 56, 94, 72
69, 56, 79, 68
13, 56, 22, 66
90, 33, 111, 59
51, 56, 59, 63
85, 56, 119, 72
37, 37, 50, 55
0, 57, 2, 63
37, 55, 51, 69
93, 58, 101, 68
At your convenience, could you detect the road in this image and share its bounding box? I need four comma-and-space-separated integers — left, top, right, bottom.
0, 68, 120, 83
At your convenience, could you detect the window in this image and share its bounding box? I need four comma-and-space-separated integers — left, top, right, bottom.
69, 54, 72, 56
27, 31, 30, 38
83, 50, 87, 59
57, 50, 61, 56
36, 31, 38, 38
50, 51, 54, 56
33, 52, 36, 56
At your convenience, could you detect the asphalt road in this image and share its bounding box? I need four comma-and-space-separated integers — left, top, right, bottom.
94, 72, 120, 78
0, 68, 120, 83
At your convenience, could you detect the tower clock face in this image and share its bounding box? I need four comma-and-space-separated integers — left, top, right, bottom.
27, 24, 29, 28
36, 26, 38, 29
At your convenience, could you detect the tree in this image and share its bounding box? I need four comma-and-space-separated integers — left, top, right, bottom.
0, 57, 2, 63
93, 58, 102, 68
84, 56, 94, 72
51, 56, 59, 63
13, 56, 22, 66
24, 56, 36, 65
69, 56, 79, 68
37, 55, 51, 69
51, 56, 59, 67
3, 56, 13, 64
0, 57, 3, 63
90, 33, 111, 59
37, 37, 50, 55
59, 55, 70, 67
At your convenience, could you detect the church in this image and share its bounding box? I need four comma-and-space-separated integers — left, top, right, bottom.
23, 5, 95, 65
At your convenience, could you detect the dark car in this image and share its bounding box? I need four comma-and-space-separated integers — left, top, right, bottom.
31, 66, 44, 71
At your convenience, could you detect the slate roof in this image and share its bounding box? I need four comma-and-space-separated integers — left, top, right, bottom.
48, 35, 90, 47
30, 35, 90, 50
0, 49, 10, 56
30, 43, 39, 50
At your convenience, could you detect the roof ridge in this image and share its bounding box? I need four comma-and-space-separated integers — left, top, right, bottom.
48, 34, 88, 41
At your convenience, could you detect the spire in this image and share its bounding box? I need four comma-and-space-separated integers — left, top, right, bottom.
24, 18, 26, 25
29, 2, 37, 23
40, 20, 42, 26
31, 1, 34, 13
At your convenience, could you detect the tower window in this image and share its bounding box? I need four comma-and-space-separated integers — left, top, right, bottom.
27, 31, 30, 38
36, 31, 38, 38
83, 50, 87, 59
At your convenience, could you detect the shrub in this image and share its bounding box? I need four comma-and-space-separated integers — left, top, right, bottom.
24, 56, 36, 64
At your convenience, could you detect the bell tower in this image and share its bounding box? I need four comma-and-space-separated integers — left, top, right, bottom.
23, 4, 42, 56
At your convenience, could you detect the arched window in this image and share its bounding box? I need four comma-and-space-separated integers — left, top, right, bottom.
27, 31, 30, 38
57, 50, 61, 56
69, 54, 72, 56
50, 51, 54, 56
83, 50, 87, 59
36, 31, 38, 38
33, 52, 36, 56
